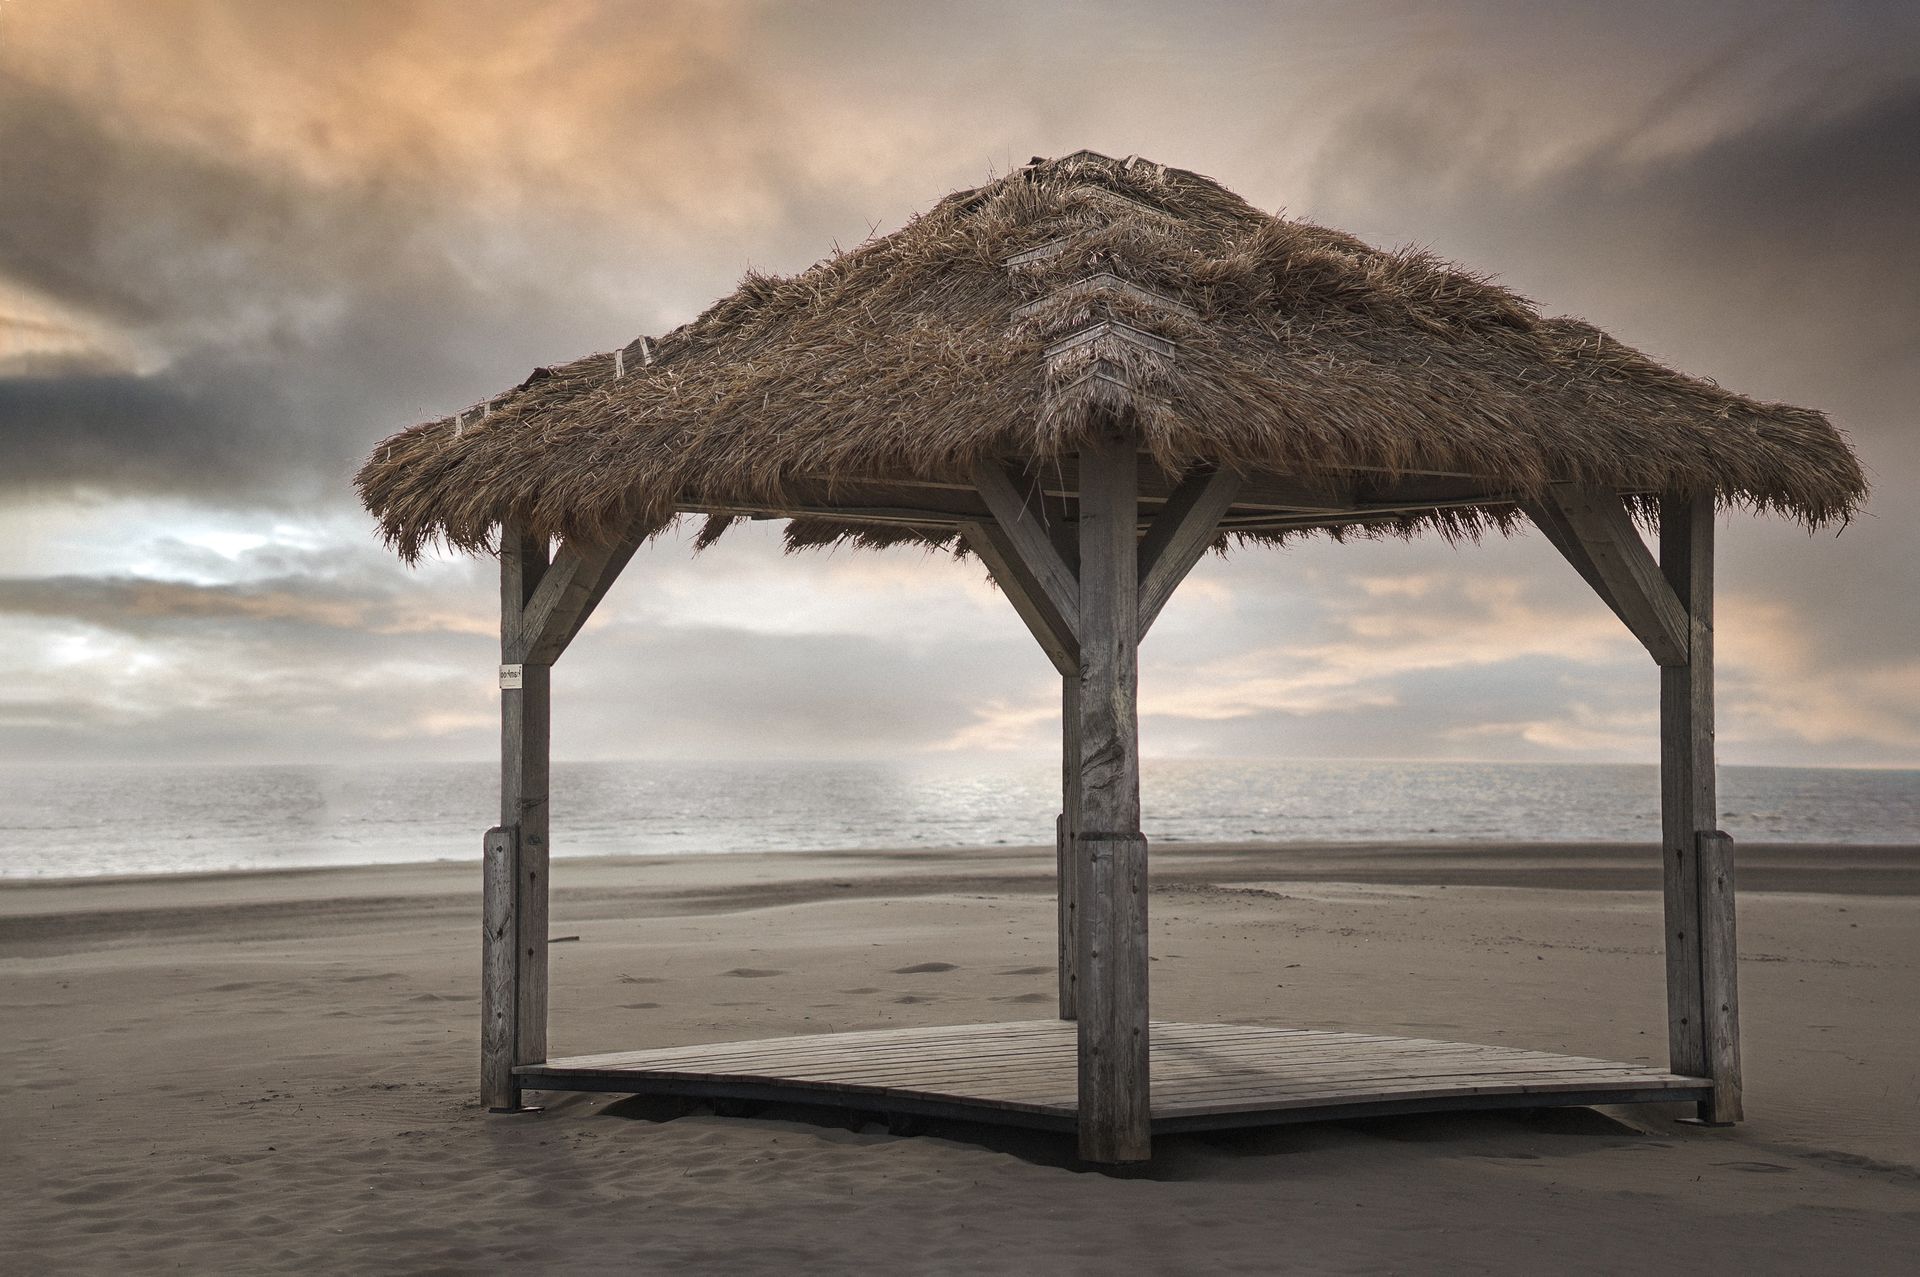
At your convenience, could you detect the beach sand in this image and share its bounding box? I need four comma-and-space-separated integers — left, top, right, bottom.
4, 841, 1917, 1273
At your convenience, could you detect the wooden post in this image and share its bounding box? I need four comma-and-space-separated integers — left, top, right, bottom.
1074, 432, 1151, 1163
1699, 830, 1742, 1123
481, 826, 518, 1110
501, 527, 552, 1088
1058, 673, 1081, 1020
1659, 493, 1741, 1122
481, 530, 635, 1112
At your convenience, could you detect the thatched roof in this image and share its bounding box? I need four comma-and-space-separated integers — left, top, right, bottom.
357, 150, 1864, 560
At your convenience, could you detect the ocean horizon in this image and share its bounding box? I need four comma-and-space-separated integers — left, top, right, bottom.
5, 757, 1915, 879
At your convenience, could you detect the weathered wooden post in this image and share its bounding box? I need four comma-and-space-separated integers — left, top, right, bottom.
490, 525, 552, 1108
1659, 492, 1741, 1123
481, 825, 518, 1109
1058, 674, 1081, 1020
1073, 433, 1151, 1163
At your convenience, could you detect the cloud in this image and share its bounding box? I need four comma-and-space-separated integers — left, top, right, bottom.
1, 1, 1915, 767
1140, 560, 1653, 756
0, 516, 1064, 764
0, 58, 577, 502
8, 0, 1914, 501
0, 1, 929, 504
1274, 48, 1920, 764
1719, 594, 1920, 753
0, 571, 495, 638
1302, 57, 1920, 461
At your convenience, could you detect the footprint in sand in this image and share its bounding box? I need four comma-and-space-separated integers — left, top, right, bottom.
893, 994, 937, 1004
51, 1181, 134, 1204
996, 965, 1051, 976
992, 992, 1050, 1004
839, 987, 882, 994
619, 976, 667, 984
890, 962, 958, 974
723, 968, 785, 978
619, 1002, 662, 1010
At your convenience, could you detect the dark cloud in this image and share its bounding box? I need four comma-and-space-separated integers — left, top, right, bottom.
1303, 70, 1920, 453
1287, 68, 1920, 716
0, 571, 424, 636
0, 9, 897, 505
0, 63, 574, 501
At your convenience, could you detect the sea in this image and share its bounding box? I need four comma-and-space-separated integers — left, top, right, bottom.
2, 758, 1914, 880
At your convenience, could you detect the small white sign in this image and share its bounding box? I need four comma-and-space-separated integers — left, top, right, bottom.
499, 663, 524, 690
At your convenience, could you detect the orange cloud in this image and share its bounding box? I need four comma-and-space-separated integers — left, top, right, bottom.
1147, 571, 1635, 724
1719, 594, 1920, 750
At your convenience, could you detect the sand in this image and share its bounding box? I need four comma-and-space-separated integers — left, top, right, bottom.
4, 840, 1917, 1274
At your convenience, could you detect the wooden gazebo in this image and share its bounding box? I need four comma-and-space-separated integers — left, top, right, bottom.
358, 152, 1864, 1164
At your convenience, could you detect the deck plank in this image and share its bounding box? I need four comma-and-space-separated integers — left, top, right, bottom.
517, 1021, 1709, 1135
646, 1042, 1561, 1091
641, 1042, 1644, 1092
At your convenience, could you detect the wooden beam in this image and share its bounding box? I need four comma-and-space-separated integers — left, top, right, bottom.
559, 534, 643, 654
1137, 467, 1242, 640
676, 476, 1000, 530
1073, 433, 1151, 1164
1523, 498, 1634, 633
512, 544, 593, 662
1029, 460, 1349, 514
1543, 483, 1689, 666
500, 527, 551, 1081
775, 463, 1535, 519
960, 520, 1079, 676
1659, 492, 1740, 1123
1220, 476, 1354, 513
1216, 507, 1508, 534
1659, 507, 1706, 1084
742, 506, 970, 527
759, 465, 1539, 526
1058, 674, 1081, 1020
513, 535, 639, 665
822, 453, 1488, 495
481, 826, 519, 1110
972, 461, 1081, 630
686, 502, 979, 528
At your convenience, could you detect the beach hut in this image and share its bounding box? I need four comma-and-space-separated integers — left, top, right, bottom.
357, 151, 1865, 1164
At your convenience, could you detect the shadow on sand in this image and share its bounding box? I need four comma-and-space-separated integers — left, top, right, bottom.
597, 1092, 1661, 1180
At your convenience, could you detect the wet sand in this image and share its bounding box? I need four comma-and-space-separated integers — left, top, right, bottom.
4, 841, 1917, 1273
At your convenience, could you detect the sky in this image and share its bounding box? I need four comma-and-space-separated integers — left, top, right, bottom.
2, 0, 1916, 769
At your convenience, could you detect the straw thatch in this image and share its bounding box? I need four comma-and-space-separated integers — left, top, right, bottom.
356, 150, 1865, 561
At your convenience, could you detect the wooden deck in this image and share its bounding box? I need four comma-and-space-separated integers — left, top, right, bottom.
517, 1021, 1710, 1134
